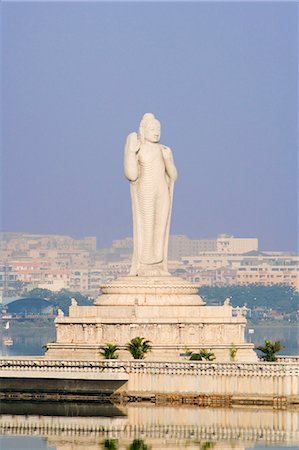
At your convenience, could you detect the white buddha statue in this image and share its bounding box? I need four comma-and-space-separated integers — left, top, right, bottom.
124, 113, 177, 276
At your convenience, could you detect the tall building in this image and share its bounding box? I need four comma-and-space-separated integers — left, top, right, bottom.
0, 263, 18, 298
216, 234, 258, 254
168, 234, 258, 260
168, 235, 216, 260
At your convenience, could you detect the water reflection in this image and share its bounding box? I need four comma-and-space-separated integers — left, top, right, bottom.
0, 401, 125, 417
0, 403, 298, 449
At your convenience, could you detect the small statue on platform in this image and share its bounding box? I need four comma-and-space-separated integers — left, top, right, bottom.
71, 298, 78, 306
57, 308, 64, 317
124, 113, 177, 276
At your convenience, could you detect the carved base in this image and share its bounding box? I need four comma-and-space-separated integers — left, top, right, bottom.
46, 275, 257, 362
100, 275, 202, 295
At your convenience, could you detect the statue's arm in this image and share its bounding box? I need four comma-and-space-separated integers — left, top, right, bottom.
124, 132, 140, 182
162, 146, 177, 182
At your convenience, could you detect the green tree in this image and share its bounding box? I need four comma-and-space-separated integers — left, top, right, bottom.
128, 439, 148, 450
189, 349, 216, 361
126, 337, 152, 360
25, 288, 54, 301
200, 443, 215, 450
102, 439, 118, 450
25, 288, 93, 314
200, 284, 298, 313
100, 343, 119, 359
256, 339, 284, 362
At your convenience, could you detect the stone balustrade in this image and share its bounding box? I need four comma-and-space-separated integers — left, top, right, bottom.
0, 357, 129, 381
0, 357, 298, 377
0, 358, 127, 373
276, 355, 299, 363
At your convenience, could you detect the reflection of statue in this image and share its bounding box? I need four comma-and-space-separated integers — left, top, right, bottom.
124, 113, 177, 276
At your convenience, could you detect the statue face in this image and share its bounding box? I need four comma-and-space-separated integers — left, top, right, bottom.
144, 121, 161, 143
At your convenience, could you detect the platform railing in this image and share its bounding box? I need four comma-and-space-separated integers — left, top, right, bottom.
0, 357, 298, 376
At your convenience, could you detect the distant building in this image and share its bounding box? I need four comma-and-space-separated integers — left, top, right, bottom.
168, 235, 216, 260
0, 233, 97, 256
168, 234, 258, 260
176, 251, 299, 289
9, 260, 70, 290
112, 237, 133, 249
0, 263, 18, 297
216, 234, 258, 254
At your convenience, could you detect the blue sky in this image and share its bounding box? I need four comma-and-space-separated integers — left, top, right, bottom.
2, 1, 298, 251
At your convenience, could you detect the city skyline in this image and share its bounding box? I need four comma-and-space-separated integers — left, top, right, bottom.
0, 230, 295, 254
2, 2, 298, 252
1, 230, 298, 296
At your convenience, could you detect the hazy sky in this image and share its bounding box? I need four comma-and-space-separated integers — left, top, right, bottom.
2, 2, 298, 251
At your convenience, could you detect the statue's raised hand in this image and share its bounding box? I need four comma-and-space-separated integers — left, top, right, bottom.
124, 132, 140, 183
126, 132, 140, 154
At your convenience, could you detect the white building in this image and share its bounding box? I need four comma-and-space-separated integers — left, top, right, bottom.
216, 234, 258, 254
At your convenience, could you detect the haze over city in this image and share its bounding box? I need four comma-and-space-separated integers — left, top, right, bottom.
2, 2, 298, 252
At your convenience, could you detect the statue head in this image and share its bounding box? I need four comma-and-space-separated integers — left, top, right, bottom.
139, 113, 161, 143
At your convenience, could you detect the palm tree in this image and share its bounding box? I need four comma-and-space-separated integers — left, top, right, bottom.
199, 442, 215, 450
189, 349, 216, 361
256, 339, 284, 362
100, 343, 119, 359
128, 439, 148, 450
102, 439, 118, 450
126, 337, 152, 359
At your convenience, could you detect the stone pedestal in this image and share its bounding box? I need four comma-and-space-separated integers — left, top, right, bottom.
46, 276, 257, 362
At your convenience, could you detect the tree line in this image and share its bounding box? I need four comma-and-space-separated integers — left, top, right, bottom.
25, 283, 298, 314
24, 288, 93, 314
200, 283, 298, 312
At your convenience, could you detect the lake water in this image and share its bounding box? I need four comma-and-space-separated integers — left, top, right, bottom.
0, 320, 298, 449
244, 324, 299, 355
